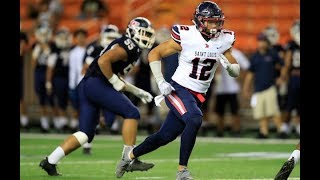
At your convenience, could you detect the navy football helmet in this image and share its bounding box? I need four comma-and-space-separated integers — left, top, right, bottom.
126, 17, 155, 49
193, 1, 224, 38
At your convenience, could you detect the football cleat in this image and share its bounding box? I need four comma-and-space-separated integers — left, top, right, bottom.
126, 158, 154, 172
83, 147, 92, 155
176, 168, 194, 180
39, 157, 61, 176
115, 157, 154, 178
274, 157, 295, 180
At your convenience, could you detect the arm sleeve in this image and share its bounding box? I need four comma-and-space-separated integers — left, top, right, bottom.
171, 25, 181, 44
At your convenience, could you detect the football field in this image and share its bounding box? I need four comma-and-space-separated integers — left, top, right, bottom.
20, 133, 300, 180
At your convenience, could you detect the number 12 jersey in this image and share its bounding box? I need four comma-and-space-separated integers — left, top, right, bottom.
171, 25, 235, 93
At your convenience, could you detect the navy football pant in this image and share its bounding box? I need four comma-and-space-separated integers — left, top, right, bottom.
34, 70, 54, 106
53, 77, 69, 110
69, 87, 116, 128
133, 81, 203, 166
78, 76, 140, 142
286, 76, 300, 115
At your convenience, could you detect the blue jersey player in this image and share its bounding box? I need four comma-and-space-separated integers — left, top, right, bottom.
280, 20, 300, 136
39, 17, 156, 177
80, 24, 121, 154
46, 27, 72, 131
31, 25, 55, 133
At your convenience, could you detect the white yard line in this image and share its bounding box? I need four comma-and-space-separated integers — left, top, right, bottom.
20, 156, 294, 165
135, 177, 165, 179
20, 133, 299, 144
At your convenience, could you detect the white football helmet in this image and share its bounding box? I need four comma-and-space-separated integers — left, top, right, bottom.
126, 17, 155, 49
100, 24, 121, 47
290, 20, 300, 46
35, 25, 52, 44
263, 25, 280, 46
54, 27, 72, 49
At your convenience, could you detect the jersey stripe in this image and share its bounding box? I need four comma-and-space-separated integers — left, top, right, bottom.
167, 93, 187, 115
171, 25, 181, 44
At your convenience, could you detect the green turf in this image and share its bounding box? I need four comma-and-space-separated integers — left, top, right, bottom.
20, 133, 300, 180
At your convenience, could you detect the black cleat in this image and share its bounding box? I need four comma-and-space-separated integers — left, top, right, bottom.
39, 157, 61, 176
83, 147, 92, 155
274, 157, 295, 180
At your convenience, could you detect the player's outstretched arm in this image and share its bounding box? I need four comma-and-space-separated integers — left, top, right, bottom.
148, 39, 181, 96
97, 44, 128, 91
148, 38, 182, 63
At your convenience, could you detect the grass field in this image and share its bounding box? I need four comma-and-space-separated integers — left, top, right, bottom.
20, 133, 300, 180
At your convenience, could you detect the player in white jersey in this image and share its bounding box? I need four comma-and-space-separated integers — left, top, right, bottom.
118, 1, 240, 179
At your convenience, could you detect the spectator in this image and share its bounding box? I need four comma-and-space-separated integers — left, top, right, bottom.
214, 48, 250, 137
68, 28, 88, 132
79, 0, 109, 19
263, 25, 287, 121
242, 33, 283, 139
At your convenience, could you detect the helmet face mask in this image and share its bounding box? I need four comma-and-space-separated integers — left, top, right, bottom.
193, 1, 224, 38
126, 17, 155, 49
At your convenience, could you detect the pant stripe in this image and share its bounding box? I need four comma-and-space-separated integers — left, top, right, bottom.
167, 93, 187, 115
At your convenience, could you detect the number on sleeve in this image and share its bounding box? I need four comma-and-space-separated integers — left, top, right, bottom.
180, 26, 189, 31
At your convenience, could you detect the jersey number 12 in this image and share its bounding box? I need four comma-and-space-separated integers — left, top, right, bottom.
189, 58, 216, 81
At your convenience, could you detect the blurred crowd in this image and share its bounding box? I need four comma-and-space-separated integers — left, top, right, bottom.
20, 0, 300, 139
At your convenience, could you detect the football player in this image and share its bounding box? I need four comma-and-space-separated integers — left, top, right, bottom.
275, 141, 300, 180
20, 28, 29, 129
80, 24, 121, 154
46, 27, 72, 131
126, 1, 240, 179
39, 17, 156, 177
31, 25, 55, 133
279, 20, 300, 137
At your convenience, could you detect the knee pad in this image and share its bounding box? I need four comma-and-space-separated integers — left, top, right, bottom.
73, 131, 88, 145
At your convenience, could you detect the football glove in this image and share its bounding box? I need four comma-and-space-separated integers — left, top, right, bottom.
157, 80, 175, 96
136, 88, 153, 104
